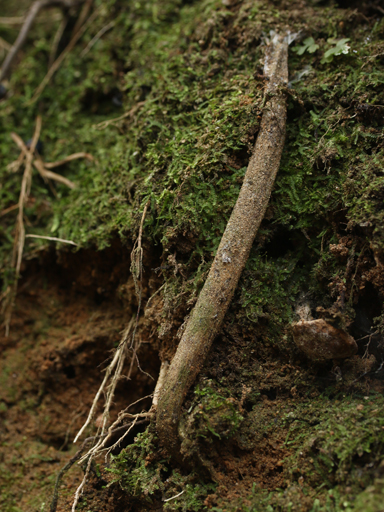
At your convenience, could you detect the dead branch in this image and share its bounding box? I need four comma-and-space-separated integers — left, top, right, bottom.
156, 33, 290, 460
0, 0, 84, 82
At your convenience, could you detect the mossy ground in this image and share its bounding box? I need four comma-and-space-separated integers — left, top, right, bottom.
1, 0, 384, 510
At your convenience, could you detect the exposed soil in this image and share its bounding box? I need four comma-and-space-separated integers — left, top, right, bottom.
0, 244, 161, 511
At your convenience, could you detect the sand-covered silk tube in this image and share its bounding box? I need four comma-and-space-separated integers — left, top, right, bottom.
157, 33, 290, 459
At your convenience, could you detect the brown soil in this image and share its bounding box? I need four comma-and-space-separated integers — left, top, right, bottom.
0, 243, 160, 511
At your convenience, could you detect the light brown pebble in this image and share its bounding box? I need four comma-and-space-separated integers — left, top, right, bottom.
292, 318, 358, 361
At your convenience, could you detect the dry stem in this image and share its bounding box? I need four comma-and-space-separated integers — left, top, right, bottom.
156, 33, 290, 459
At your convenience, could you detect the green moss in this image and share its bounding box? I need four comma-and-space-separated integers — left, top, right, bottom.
222, 394, 384, 511
192, 382, 244, 439
109, 427, 215, 510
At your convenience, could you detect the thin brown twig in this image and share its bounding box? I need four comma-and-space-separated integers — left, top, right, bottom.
10, 132, 91, 188
80, 20, 115, 57
0, 0, 82, 82
0, 13, 63, 26
7, 149, 27, 173
71, 0, 93, 37
0, 17, 25, 25
14, 117, 42, 275
28, 5, 101, 104
48, 14, 68, 68
1, 204, 19, 217
92, 101, 145, 130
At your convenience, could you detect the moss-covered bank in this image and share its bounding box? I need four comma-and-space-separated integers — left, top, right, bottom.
1, 0, 384, 510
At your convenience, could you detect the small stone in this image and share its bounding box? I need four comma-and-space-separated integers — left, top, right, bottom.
292, 319, 357, 361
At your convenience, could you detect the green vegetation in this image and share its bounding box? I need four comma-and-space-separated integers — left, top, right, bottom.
109, 427, 216, 511
212, 394, 384, 511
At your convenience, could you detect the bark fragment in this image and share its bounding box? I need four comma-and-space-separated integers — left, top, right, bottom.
156, 33, 290, 459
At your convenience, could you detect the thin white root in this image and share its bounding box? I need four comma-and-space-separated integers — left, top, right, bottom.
164, 490, 185, 502
151, 361, 169, 410
25, 234, 78, 245
71, 455, 92, 512
74, 318, 134, 443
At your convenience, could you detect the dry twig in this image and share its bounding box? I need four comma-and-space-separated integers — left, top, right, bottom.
3, 116, 42, 335
3, 127, 94, 334
44, 151, 94, 168
48, 14, 69, 68
0, 0, 84, 82
29, 5, 101, 103
80, 19, 115, 57
71, 0, 93, 37
33, 159, 76, 189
